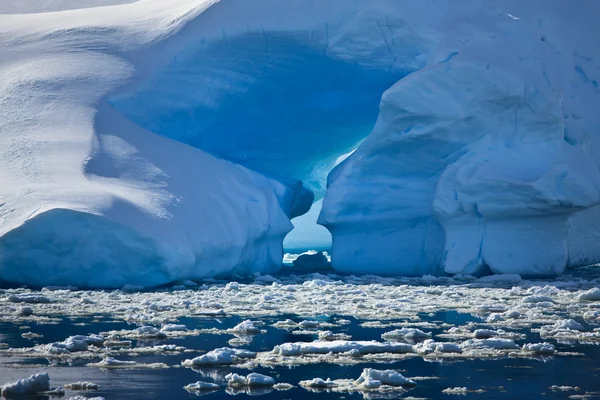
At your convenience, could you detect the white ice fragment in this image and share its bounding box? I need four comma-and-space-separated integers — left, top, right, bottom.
135, 326, 167, 339
184, 381, 220, 392
549, 319, 584, 331
273, 383, 294, 390
67, 397, 105, 400
382, 328, 431, 341
460, 338, 519, 350
442, 387, 469, 394
7, 294, 51, 304
550, 385, 580, 392
354, 368, 415, 387
225, 373, 275, 388
64, 382, 100, 390
272, 340, 414, 356
579, 288, 600, 302
522, 295, 554, 304
228, 320, 261, 335
182, 348, 255, 366
298, 320, 320, 329
522, 342, 555, 354
1, 373, 50, 396
299, 378, 337, 389
486, 313, 505, 323
414, 340, 462, 354
160, 324, 188, 332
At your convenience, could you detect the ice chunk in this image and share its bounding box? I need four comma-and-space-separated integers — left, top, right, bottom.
227, 320, 262, 335
182, 348, 255, 367
272, 340, 414, 356
64, 382, 100, 390
225, 373, 275, 388
299, 378, 337, 389
414, 340, 462, 355
522, 342, 555, 355
460, 338, 519, 350
67, 397, 105, 400
160, 324, 188, 332
354, 368, 415, 387
442, 387, 469, 395
184, 382, 220, 392
381, 328, 431, 342
579, 288, 600, 302
1, 373, 50, 396
135, 326, 167, 339
7, 294, 52, 304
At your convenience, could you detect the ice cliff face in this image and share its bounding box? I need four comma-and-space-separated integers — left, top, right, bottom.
319, 1, 600, 277
0, 0, 599, 287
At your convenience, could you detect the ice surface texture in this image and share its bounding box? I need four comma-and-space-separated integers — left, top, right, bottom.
1, 0, 599, 287
318, 0, 600, 277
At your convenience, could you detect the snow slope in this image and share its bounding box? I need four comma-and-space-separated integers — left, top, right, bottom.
1, 0, 599, 286
0, 0, 303, 288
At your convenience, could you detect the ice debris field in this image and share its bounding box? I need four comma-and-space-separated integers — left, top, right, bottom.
1, 0, 600, 287
1, 268, 600, 398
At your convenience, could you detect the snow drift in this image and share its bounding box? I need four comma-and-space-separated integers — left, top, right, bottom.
0, 0, 599, 286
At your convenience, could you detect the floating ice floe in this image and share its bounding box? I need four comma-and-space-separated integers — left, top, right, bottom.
160, 324, 188, 332
382, 328, 432, 342
67, 397, 105, 400
1, 373, 51, 396
87, 357, 168, 369
522, 342, 556, 355
1, 268, 600, 372
225, 373, 275, 387
355, 368, 416, 387
227, 320, 263, 335
272, 340, 414, 356
21, 332, 42, 339
460, 338, 519, 350
7, 294, 52, 304
64, 382, 100, 390
414, 340, 462, 355
183, 381, 220, 392
273, 383, 294, 391
182, 348, 256, 367
578, 288, 600, 302
442, 387, 469, 395
550, 385, 580, 392
318, 330, 352, 341
300, 368, 416, 396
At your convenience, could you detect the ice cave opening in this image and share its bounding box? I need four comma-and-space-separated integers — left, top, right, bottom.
109, 33, 418, 253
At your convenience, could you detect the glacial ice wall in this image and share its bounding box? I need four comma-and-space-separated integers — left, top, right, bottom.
320, 1, 600, 277
1, 0, 599, 287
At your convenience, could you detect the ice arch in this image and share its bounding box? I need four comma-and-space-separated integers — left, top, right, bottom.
0, 0, 436, 287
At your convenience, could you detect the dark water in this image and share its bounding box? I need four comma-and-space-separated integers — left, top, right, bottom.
1, 311, 599, 399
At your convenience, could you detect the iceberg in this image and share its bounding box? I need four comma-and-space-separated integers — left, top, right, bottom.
1, 0, 599, 287
318, 0, 600, 277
